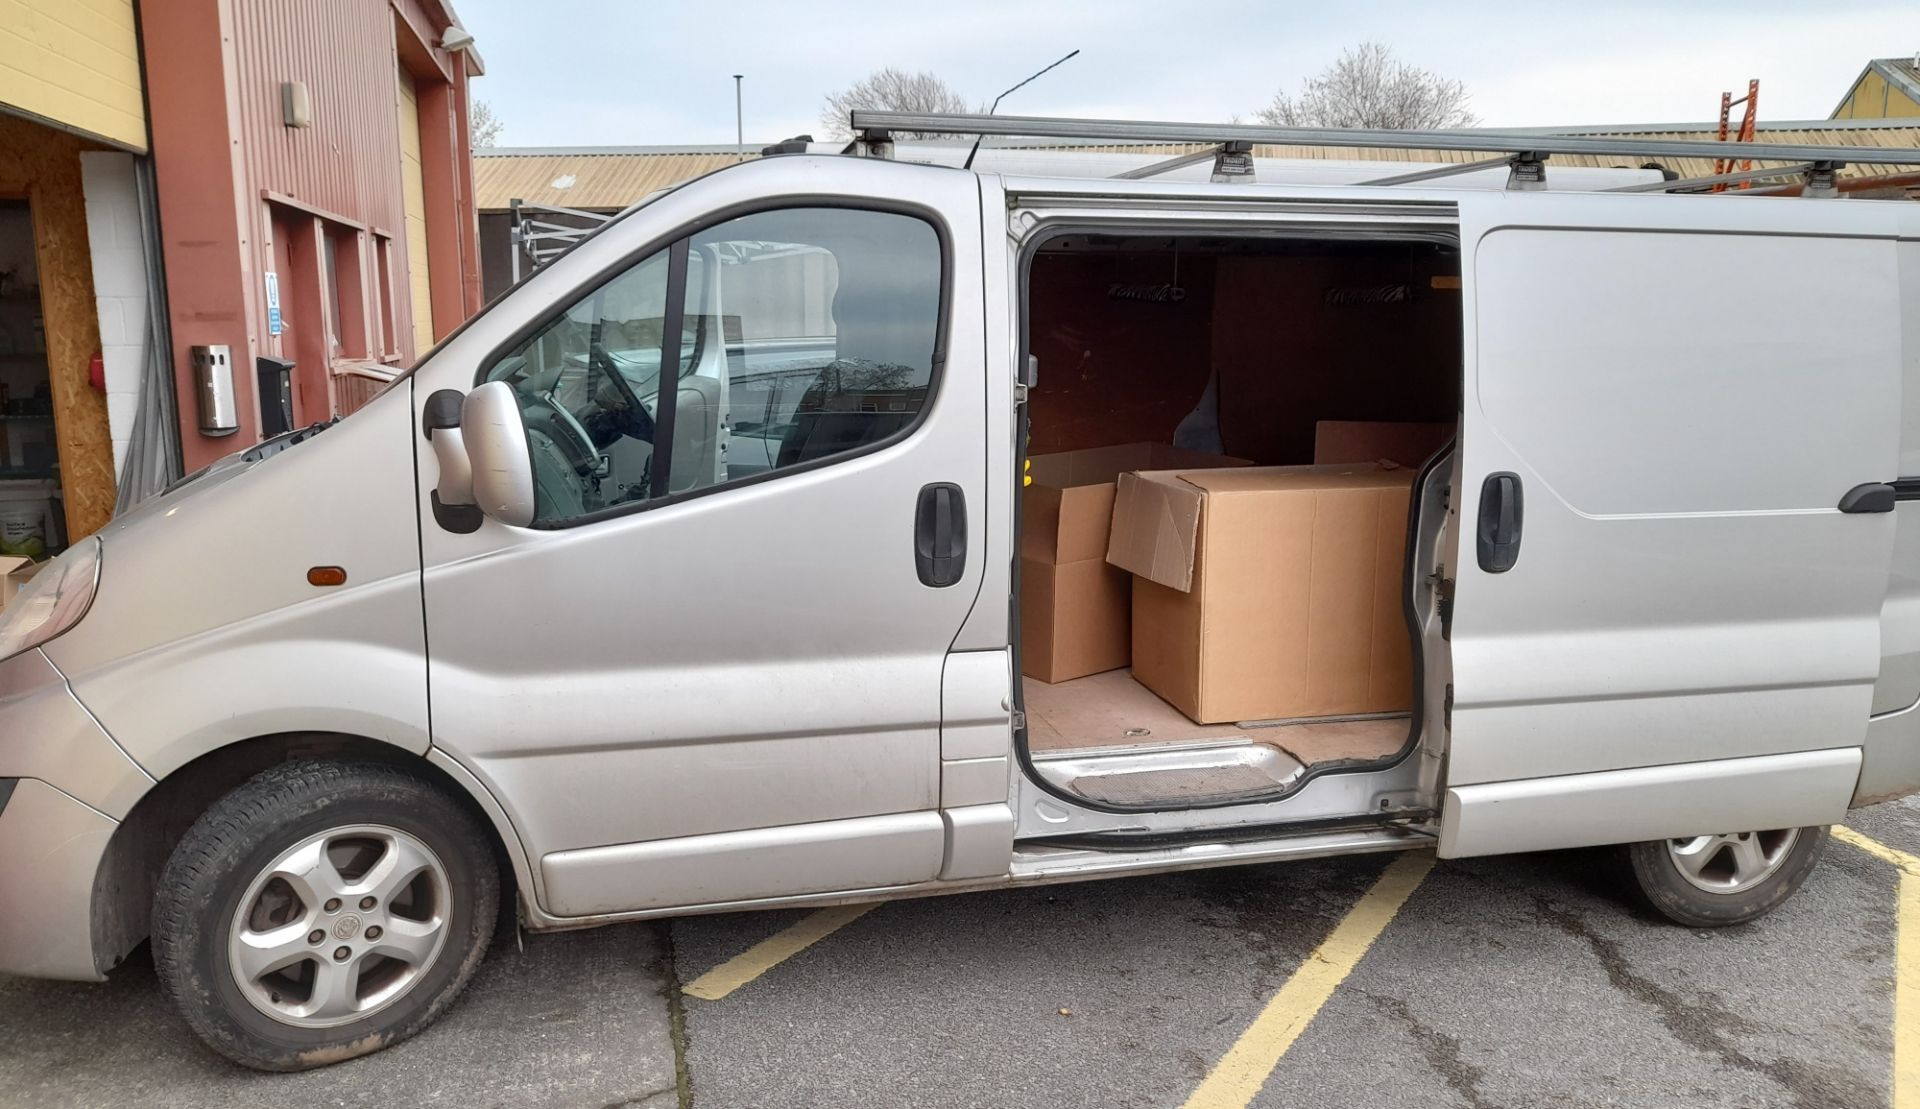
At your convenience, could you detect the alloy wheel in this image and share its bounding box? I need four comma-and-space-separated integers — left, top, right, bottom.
225, 824, 451, 1028
1665, 828, 1801, 895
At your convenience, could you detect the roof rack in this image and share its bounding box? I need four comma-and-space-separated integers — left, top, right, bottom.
848, 110, 1920, 196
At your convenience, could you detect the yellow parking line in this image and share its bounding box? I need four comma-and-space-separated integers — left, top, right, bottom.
1837, 826, 1920, 876
1836, 826, 1920, 1109
682, 904, 877, 1001
1182, 851, 1436, 1109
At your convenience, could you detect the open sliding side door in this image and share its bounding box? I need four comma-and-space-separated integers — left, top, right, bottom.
1441, 192, 1905, 857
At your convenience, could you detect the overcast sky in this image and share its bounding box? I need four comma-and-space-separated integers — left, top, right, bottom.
453, 1, 1912, 147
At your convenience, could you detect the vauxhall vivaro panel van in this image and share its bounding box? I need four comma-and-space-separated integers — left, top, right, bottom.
1, 117, 1916, 1069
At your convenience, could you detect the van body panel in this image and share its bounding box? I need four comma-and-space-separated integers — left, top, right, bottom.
46, 386, 430, 780
1445, 195, 1904, 853
1864, 239, 1920, 802
953, 177, 1015, 655
0, 649, 150, 820
1867, 234, 1920, 806
1439, 748, 1861, 858
941, 756, 1012, 808
1860, 704, 1920, 806
941, 647, 1014, 762
540, 810, 946, 916
940, 802, 1015, 879
425, 747, 546, 911
409, 157, 989, 911
0, 779, 117, 981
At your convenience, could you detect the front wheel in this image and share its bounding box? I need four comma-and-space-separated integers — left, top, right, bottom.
152, 760, 500, 1071
1625, 825, 1827, 927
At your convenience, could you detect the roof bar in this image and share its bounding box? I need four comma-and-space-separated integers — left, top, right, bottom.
848, 110, 1920, 167
1111, 148, 1217, 180
1361, 156, 1514, 186
1606, 162, 1814, 193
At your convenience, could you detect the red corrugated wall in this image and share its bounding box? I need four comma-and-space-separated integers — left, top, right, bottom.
229, 1, 410, 243
146, 0, 480, 464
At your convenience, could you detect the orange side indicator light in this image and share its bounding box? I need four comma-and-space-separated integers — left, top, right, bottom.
307, 566, 348, 587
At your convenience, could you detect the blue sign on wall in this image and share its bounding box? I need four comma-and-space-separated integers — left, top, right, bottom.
265, 271, 282, 336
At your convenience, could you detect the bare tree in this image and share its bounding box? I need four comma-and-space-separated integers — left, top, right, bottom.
470, 99, 504, 148
820, 69, 972, 139
1257, 43, 1477, 130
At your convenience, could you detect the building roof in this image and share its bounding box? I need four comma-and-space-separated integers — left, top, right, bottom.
472, 119, 1920, 211
473, 146, 755, 210
1834, 57, 1920, 118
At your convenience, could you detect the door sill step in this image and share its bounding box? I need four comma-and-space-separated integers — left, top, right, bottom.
1010, 824, 1425, 881
1033, 737, 1306, 806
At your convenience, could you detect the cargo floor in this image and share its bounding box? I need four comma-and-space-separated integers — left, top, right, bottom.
1023, 669, 1407, 767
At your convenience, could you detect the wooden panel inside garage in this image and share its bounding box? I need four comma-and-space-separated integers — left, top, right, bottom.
0, 111, 115, 542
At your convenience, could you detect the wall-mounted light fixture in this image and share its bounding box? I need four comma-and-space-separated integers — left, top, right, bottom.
440, 25, 475, 52
281, 81, 311, 128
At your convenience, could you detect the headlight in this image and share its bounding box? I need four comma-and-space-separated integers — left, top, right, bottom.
0, 537, 100, 662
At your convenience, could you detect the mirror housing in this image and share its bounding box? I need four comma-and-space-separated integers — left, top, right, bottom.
462, 380, 537, 526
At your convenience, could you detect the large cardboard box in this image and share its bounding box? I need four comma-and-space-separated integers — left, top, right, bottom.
1107, 463, 1416, 724
1313, 420, 1453, 467
1022, 443, 1249, 683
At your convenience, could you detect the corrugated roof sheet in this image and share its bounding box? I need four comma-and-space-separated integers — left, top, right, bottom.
474, 119, 1920, 211
473, 148, 755, 210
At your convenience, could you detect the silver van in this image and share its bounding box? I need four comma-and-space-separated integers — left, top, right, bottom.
3, 115, 1919, 1070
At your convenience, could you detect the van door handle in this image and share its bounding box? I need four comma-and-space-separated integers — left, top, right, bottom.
915, 483, 967, 587
1476, 472, 1524, 574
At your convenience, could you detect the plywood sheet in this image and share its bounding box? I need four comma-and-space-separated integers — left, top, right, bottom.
1024, 669, 1408, 767
0, 113, 115, 541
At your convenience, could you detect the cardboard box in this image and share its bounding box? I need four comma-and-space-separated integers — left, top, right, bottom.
1021, 555, 1132, 683
1313, 420, 1453, 467
1022, 443, 1250, 683
1107, 463, 1416, 724
0, 556, 42, 611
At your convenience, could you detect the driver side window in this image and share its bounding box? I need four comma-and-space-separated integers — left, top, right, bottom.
480, 205, 941, 527
479, 249, 701, 522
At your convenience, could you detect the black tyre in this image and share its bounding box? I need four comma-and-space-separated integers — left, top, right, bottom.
152, 760, 499, 1071
1625, 825, 1827, 927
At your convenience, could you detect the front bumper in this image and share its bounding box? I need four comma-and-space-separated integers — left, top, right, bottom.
0, 777, 116, 980
0, 648, 151, 981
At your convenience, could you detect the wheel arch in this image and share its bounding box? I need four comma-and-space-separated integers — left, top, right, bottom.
90, 733, 528, 976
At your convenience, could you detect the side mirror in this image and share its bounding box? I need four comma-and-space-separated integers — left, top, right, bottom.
462, 381, 537, 527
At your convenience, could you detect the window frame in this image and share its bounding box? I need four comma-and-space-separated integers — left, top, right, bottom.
471, 197, 954, 531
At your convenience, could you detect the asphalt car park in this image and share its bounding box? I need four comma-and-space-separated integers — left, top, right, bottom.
6, 799, 1920, 1108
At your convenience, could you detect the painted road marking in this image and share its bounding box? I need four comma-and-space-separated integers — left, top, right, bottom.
1181, 850, 1436, 1109
1836, 826, 1920, 1109
682, 904, 878, 1001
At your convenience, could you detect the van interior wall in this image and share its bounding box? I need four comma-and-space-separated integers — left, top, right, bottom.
1027, 250, 1219, 454
1212, 248, 1461, 464
1026, 241, 1462, 464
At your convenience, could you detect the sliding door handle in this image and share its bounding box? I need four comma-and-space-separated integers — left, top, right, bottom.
915, 483, 967, 587
1476, 472, 1524, 574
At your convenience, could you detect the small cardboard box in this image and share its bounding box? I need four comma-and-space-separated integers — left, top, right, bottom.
1020, 555, 1132, 683
1107, 463, 1416, 724
1313, 420, 1453, 467
1021, 443, 1250, 683
0, 556, 42, 611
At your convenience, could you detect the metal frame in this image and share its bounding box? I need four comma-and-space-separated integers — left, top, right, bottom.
849, 110, 1920, 195
508, 198, 614, 282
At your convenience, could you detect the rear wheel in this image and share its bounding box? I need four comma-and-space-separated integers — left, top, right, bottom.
1625, 825, 1827, 927
152, 760, 499, 1071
